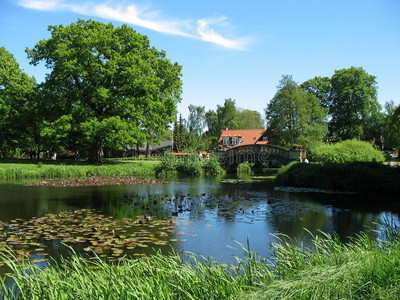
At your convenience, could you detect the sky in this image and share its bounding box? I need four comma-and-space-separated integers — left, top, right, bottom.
1, 0, 400, 120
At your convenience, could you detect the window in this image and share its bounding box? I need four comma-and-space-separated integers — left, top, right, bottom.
223, 137, 229, 146
230, 137, 239, 145
263, 137, 268, 141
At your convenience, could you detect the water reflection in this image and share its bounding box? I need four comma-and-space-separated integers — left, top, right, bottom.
0, 177, 399, 265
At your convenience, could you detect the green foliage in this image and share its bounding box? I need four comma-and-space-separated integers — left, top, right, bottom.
155, 152, 224, 176
329, 67, 381, 141
202, 155, 225, 175
275, 161, 400, 193
173, 114, 188, 153
301, 76, 332, 109
187, 105, 206, 138
265, 75, 328, 149
0, 159, 156, 178
26, 19, 182, 161
310, 139, 385, 164
237, 161, 254, 174
386, 104, 400, 149
0, 47, 37, 156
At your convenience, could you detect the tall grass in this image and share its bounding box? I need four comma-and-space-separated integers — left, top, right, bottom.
0, 160, 157, 179
1, 225, 400, 300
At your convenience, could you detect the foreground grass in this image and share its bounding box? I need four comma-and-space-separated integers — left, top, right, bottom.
0, 158, 159, 178
1, 230, 399, 299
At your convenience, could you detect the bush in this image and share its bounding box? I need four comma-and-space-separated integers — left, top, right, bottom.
237, 161, 254, 174
310, 140, 385, 164
203, 155, 225, 175
155, 152, 224, 176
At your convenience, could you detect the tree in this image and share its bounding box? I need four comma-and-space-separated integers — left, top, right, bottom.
187, 105, 206, 138
265, 75, 328, 149
204, 99, 240, 144
0, 47, 37, 156
173, 114, 188, 152
300, 76, 332, 110
329, 67, 380, 141
386, 104, 400, 150
236, 109, 264, 129
27, 19, 182, 160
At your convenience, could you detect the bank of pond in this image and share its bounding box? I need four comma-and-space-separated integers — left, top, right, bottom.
276, 161, 400, 194
0, 157, 399, 194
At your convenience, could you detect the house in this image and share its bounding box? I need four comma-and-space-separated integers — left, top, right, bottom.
218, 128, 269, 150
124, 141, 173, 157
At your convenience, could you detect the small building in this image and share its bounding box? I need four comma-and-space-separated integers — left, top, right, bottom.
218, 128, 269, 150
124, 141, 173, 157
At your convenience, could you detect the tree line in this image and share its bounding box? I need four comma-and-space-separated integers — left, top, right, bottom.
1, 19, 399, 160
174, 68, 399, 153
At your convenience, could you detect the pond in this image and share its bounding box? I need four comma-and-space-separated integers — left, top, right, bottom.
0, 176, 399, 267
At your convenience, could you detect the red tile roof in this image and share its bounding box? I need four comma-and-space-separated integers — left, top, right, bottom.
218, 129, 267, 146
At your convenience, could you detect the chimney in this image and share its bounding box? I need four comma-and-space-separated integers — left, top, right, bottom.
224, 127, 229, 130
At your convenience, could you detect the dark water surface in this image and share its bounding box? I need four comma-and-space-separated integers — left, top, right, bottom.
0, 177, 399, 265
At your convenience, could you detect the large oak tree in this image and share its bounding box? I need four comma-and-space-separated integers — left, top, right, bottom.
27, 19, 182, 160
0, 47, 36, 156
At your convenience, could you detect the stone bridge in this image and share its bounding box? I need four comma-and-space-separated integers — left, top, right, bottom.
218, 144, 304, 171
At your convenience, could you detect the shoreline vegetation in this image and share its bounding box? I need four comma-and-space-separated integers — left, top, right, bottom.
0, 156, 399, 194
1, 226, 399, 299
0, 153, 226, 180
22, 176, 172, 187
276, 161, 400, 194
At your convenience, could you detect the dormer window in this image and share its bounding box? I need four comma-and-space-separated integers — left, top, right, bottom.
223, 136, 240, 146
230, 137, 239, 145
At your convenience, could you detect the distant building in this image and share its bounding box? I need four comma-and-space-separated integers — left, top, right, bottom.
125, 141, 173, 157
218, 128, 269, 150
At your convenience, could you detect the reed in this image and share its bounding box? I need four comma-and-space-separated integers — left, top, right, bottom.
1, 225, 399, 300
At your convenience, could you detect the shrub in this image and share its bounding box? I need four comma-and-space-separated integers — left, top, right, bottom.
155, 152, 224, 176
310, 140, 385, 164
237, 161, 254, 174
203, 155, 224, 175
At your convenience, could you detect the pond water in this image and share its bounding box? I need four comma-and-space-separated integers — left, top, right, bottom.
0, 176, 399, 267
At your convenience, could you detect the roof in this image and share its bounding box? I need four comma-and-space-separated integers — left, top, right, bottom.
218, 129, 267, 146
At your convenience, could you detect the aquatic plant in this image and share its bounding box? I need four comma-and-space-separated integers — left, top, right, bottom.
0, 209, 179, 262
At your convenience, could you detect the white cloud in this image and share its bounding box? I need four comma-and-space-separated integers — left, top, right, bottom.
197, 17, 247, 51
16, 0, 250, 50
18, 0, 61, 11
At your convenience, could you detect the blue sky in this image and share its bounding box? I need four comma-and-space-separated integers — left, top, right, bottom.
1, 0, 399, 120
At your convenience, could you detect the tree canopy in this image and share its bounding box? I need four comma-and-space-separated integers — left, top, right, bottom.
265, 75, 328, 149
27, 19, 182, 160
0, 47, 36, 156
329, 67, 380, 141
